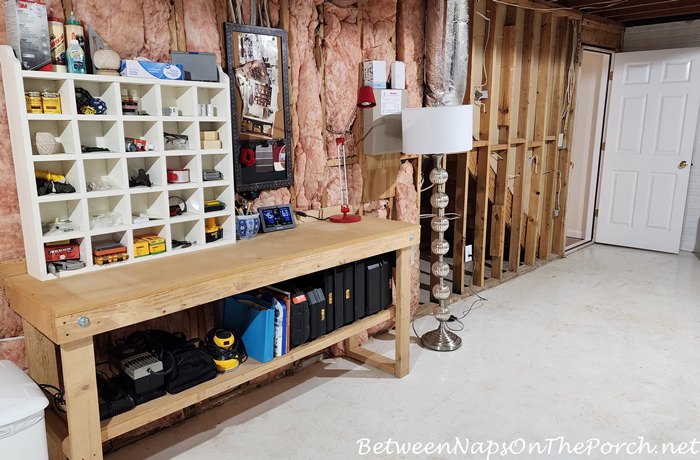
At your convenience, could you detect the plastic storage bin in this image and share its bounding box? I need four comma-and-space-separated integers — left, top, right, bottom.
0, 360, 49, 460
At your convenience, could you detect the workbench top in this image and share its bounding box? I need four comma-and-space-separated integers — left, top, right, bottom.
1, 217, 419, 344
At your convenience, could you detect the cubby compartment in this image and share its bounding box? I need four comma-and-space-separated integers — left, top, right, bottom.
170, 220, 203, 251
133, 225, 168, 258
23, 77, 73, 114
84, 158, 127, 194
39, 200, 84, 240
91, 231, 129, 268
34, 160, 82, 197
130, 192, 168, 226
163, 121, 198, 151
78, 120, 122, 153
123, 120, 162, 152
202, 185, 232, 215
44, 237, 88, 277
197, 87, 227, 119
166, 155, 200, 187
28, 119, 78, 155
74, 81, 120, 116
168, 188, 202, 222
200, 154, 230, 184
161, 86, 196, 117
127, 156, 164, 190
198, 121, 229, 152
88, 196, 129, 234
119, 83, 159, 116
205, 214, 232, 244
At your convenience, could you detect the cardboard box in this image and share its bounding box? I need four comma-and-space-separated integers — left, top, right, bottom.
138, 234, 166, 254
391, 61, 406, 90
133, 239, 149, 258
120, 60, 184, 80
201, 140, 222, 150
4, 0, 51, 71
200, 131, 219, 141
363, 61, 387, 89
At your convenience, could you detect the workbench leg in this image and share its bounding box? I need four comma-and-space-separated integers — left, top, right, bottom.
60, 337, 102, 460
394, 246, 411, 378
22, 320, 66, 460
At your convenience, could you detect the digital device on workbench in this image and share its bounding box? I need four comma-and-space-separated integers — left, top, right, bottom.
258, 204, 297, 233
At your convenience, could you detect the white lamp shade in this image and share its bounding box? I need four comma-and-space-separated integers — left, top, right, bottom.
401, 105, 473, 154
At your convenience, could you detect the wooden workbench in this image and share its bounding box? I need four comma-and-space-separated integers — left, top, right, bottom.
0, 217, 419, 460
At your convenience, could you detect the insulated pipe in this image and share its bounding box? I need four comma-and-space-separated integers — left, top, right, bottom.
424, 0, 470, 107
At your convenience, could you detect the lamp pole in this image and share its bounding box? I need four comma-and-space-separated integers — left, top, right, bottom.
421, 153, 462, 351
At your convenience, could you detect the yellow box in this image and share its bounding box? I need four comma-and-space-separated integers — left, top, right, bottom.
41, 92, 62, 114
200, 131, 219, 141
133, 239, 150, 257
138, 234, 166, 254
201, 140, 222, 150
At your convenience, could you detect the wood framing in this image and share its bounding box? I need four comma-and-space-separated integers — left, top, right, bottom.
449, 0, 623, 288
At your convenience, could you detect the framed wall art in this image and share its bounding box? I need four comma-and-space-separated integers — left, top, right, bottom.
225, 23, 293, 192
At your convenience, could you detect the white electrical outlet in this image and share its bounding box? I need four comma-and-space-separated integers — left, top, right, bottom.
464, 244, 473, 261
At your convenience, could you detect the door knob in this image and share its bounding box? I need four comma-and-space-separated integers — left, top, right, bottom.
679, 160, 689, 170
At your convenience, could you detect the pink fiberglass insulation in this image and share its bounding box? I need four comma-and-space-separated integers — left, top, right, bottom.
45, 0, 65, 20
0, 289, 22, 338
71, 0, 145, 59
183, 0, 222, 64
251, 188, 292, 211
140, 0, 171, 62
0, 339, 26, 370
326, 163, 363, 207
360, 0, 397, 70
242, 0, 251, 24
363, 200, 390, 219
269, 0, 280, 27
289, 0, 325, 210
397, 0, 426, 108
324, 3, 361, 140
394, 161, 421, 315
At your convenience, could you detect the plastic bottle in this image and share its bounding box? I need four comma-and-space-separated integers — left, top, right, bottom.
64, 12, 85, 52
48, 14, 66, 73
66, 40, 86, 74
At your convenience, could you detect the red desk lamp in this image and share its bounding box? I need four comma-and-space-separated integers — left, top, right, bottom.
329, 86, 376, 224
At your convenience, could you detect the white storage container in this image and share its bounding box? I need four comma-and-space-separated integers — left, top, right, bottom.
0, 360, 49, 460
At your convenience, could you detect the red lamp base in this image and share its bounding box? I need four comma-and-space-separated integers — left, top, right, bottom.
330, 206, 361, 223
329, 213, 361, 223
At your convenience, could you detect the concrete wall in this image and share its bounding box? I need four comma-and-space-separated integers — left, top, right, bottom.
624, 21, 700, 252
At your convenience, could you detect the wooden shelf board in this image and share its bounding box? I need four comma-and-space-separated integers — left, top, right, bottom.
27, 114, 73, 121
99, 307, 395, 441
33, 154, 79, 162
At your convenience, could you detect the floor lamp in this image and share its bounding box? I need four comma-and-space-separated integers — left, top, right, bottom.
401, 105, 473, 351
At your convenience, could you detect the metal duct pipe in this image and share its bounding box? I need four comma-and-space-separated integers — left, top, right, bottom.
424, 0, 470, 106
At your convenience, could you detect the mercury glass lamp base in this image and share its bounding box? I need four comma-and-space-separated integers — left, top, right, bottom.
420, 321, 462, 351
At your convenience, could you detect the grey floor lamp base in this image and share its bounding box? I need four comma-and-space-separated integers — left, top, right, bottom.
421, 321, 462, 352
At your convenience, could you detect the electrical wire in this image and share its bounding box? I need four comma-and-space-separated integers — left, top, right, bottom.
474, 10, 491, 90
295, 211, 329, 221
37, 384, 66, 413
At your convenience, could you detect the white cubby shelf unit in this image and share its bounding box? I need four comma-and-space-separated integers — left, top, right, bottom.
0, 45, 236, 280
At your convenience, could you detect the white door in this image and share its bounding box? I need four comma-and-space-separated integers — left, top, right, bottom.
596, 48, 700, 253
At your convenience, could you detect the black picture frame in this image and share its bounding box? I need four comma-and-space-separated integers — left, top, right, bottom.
224, 23, 293, 192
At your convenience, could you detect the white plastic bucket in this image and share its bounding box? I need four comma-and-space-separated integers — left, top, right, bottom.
0, 360, 49, 460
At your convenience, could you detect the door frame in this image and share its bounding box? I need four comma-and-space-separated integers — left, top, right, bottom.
566, 46, 613, 253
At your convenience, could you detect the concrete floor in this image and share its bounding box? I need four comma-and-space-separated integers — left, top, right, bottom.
107, 245, 700, 460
